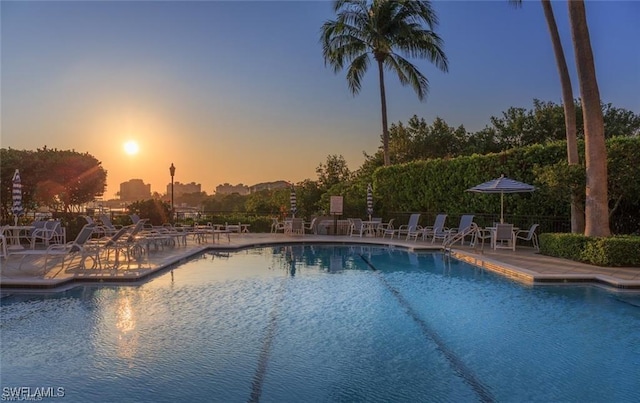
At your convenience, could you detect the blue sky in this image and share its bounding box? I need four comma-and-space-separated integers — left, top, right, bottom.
2, 0, 638, 198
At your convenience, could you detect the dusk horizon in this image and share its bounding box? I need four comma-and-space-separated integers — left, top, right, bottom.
2, 1, 638, 198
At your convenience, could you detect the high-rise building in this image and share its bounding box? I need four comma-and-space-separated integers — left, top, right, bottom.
120, 179, 151, 201
215, 183, 250, 195
167, 181, 202, 197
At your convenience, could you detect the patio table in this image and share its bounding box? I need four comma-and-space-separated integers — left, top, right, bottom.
2, 225, 34, 250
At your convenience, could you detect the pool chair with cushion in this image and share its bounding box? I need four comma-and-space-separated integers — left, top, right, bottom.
10, 224, 99, 274
516, 223, 540, 250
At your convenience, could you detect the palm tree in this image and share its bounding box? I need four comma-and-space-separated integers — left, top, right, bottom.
568, 0, 610, 237
510, 0, 583, 233
321, 0, 448, 166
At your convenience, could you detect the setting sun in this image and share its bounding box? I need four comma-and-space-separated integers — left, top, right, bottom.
123, 140, 139, 155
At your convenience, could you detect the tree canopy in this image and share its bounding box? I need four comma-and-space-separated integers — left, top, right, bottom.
0, 147, 107, 219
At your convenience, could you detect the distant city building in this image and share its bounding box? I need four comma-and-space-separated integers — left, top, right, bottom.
167, 181, 202, 197
249, 181, 290, 193
215, 183, 250, 195
120, 179, 151, 201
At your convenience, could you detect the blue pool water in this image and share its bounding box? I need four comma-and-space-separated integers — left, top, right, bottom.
1, 245, 639, 402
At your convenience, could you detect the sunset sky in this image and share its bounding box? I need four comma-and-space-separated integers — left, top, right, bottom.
2, 1, 638, 199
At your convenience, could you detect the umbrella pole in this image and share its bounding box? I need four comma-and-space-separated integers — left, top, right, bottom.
500, 193, 504, 223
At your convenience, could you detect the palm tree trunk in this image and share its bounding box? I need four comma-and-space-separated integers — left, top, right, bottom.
568, 0, 610, 237
541, 0, 584, 233
377, 59, 390, 166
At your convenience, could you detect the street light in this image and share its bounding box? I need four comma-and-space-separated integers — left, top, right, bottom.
169, 163, 176, 223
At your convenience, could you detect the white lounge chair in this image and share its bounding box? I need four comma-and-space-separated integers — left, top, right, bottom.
396, 213, 421, 240
445, 214, 475, 246
10, 224, 99, 273
30, 220, 62, 249
99, 214, 122, 236
378, 218, 395, 238
516, 223, 540, 250
349, 218, 365, 237
414, 214, 447, 242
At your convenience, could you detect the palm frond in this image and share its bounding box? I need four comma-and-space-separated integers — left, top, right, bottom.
384, 54, 430, 100
346, 53, 371, 95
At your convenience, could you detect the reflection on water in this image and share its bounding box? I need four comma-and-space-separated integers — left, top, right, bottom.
1, 245, 639, 403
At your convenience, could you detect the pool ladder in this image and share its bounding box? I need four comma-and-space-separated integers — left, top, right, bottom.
442, 225, 477, 255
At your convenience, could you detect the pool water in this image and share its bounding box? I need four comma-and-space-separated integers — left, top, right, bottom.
1, 245, 639, 402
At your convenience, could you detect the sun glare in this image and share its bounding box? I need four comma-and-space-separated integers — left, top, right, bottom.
124, 140, 139, 155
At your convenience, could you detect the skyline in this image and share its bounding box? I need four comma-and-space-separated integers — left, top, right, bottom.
2, 1, 638, 198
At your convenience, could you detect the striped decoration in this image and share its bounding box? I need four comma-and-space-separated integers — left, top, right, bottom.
366, 183, 373, 219
290, 186, 297, 218
12, 169, 24, 218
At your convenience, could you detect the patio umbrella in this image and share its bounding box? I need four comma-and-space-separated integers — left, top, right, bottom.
12, 169, 24, 225
366, 183, 373, 221
466, 175, 536, 223
290, 185, 297, 218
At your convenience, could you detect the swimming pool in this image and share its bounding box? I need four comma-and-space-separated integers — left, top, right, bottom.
1, 245, 639, 402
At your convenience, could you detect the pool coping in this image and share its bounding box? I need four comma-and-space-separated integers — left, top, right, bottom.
1, 235, 638, 293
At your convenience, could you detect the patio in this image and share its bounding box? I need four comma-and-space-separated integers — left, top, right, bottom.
1, 232, 638, 292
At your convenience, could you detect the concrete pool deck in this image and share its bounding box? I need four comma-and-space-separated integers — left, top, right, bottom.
1, 232, 639, 292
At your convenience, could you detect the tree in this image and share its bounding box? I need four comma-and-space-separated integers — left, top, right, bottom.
0, 147, 107, 219
321, 0, 448, 166
127, 199, 171, 226
510, 0, 583, 233
568, 0, 610, 237
316, 154, 352, 190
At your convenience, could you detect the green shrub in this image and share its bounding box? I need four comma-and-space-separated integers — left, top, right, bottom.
540, 233, 640, 267
581, 236, 640, 267
539, 233, 587, 261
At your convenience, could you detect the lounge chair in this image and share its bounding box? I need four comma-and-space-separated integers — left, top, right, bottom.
0, 234, 7, 258
413, 214, 446, 242
396, 213, 421, 240
515, 223, 540, 250
99, 214, 122, 236
30, 220, 62, 249
378, 218, 395, 237
99, 220, 148, 267
10, 224, 99, 273
349, 218, 365, 237
444, 214, 475, 246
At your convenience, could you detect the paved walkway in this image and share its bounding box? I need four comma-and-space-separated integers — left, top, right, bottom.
1, 233, 638, 292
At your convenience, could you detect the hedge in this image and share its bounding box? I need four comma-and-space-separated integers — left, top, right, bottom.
539, 233, 640, 267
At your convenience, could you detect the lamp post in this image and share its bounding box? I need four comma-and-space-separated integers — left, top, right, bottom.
169, 163, 175, 223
